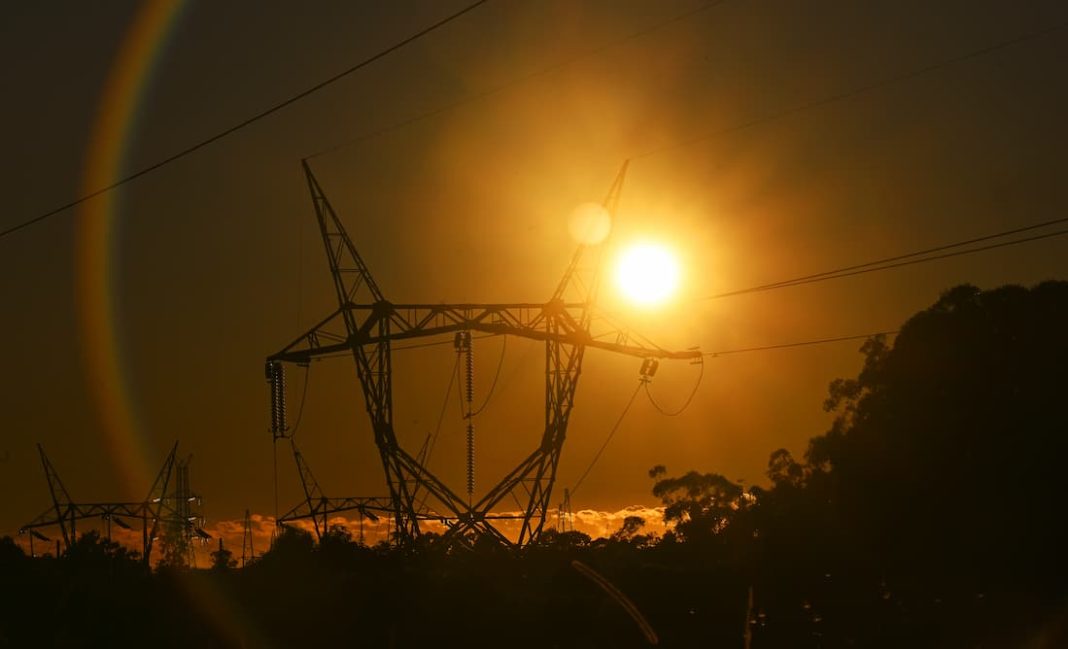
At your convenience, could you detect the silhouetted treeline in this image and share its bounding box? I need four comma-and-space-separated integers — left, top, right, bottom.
2, 282, 1067, 648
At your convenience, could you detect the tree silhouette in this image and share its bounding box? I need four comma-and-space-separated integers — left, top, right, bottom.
762, 282, 1068, 646
651, 468, 751, 544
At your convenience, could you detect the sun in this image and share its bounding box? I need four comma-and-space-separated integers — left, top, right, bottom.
614, 242, 681, 306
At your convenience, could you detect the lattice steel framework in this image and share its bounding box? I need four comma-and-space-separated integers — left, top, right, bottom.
266, 161, 700, 547
19, 442, 209, 564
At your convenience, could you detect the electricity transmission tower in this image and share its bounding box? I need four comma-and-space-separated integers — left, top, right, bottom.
276, 438, 392, 541
266, 161, 699, 547
157, 453, 210, 567
19, 443, 210, 565
241, 508, 255, 566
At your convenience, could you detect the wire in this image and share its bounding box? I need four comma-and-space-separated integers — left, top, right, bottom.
635, 19, 1068, 160
411, 346, 470, 515
706, 330, 899, 356
570, 382, 644, 497
306, 0, 727, 160
0, 0, 490, 241
288, 364, 312, 436
420, 352, 461, 468
6, 7, 1063, 244
468, 335, 507, 417
721, 216, 1068, 297
644, 359, 704, 416
709, 226, 1068, 300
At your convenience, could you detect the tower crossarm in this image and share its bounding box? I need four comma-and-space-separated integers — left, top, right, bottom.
278, 496, 395, 525
20, 502, 154, 532
269, 301, 701, 364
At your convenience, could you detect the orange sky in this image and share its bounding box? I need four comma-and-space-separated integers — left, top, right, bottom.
2, 0, 1067, 543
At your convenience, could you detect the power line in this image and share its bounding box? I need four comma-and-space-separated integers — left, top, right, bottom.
705, 330, 898, 357
644, 359, 705, 416
7, 7, 1061, 245
717, 216, 1068, 297
0, 0, 489, 241
635, 19, 1068, 159
418, 353, 461, 470
570, 382, 644, 497
709, 225, 1068, 300
306, 0, 727, 160
288, 364, 312, 436
468, 334, 506, 418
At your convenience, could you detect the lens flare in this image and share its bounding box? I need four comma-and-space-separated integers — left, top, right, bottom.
614, 242, 681, 306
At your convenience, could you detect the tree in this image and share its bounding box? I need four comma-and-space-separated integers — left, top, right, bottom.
609, 515, 647, 543
651, 468, 752, 544
803, 282, 1068, 598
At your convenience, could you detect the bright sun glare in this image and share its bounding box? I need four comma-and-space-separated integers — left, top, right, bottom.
614, 242, 681, 306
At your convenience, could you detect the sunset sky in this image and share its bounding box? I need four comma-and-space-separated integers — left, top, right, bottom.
2, 0, 1067, 546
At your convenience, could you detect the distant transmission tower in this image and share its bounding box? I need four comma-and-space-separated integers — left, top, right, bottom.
241, 509, 254, 566
276, 438, 392, 541
154, 454, 209, 567
266, 161, 699, 547
557, 488, 574, 533
20, 443, 210, 565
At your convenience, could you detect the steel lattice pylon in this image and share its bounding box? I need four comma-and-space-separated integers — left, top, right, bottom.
266, 161, 700, 547
19, 442, 210, 564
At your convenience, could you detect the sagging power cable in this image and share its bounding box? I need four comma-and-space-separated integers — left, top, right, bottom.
708, 222, 1068, 300
705, 330, 899, 356
0, 0, 490, 240
643, 358, 704, 417
570, 381, 644, 497
469, 335, 506, 418
288, 364, 312, 437
418, 352, 461, 468
635, 19, 1068, 160
306, 0, 727, 160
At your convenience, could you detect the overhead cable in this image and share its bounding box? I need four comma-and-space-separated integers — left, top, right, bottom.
570, 382, 644, 497
0, 0, 490, 240
644, 359, 704, 416
468, 335, 507, 418
705, 330, 899, 356
305, 0, 727, 160
288, 364, 312, 436
634, 19, 1068, 160
709, 225, 1068, 300
418, 352, 462, 485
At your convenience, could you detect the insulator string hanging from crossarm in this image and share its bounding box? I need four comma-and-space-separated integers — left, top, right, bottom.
464, 334, 475, 499
454, 332, 476, 500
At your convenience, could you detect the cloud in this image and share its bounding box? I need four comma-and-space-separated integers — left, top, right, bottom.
10, 506, 672, 564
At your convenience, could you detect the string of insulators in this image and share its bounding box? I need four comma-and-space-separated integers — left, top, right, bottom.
639, 357, 659, 382
266, 361, 287, 439
455, 331, 475, 499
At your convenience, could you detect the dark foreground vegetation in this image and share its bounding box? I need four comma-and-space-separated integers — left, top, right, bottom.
3, 283, 1068, 648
